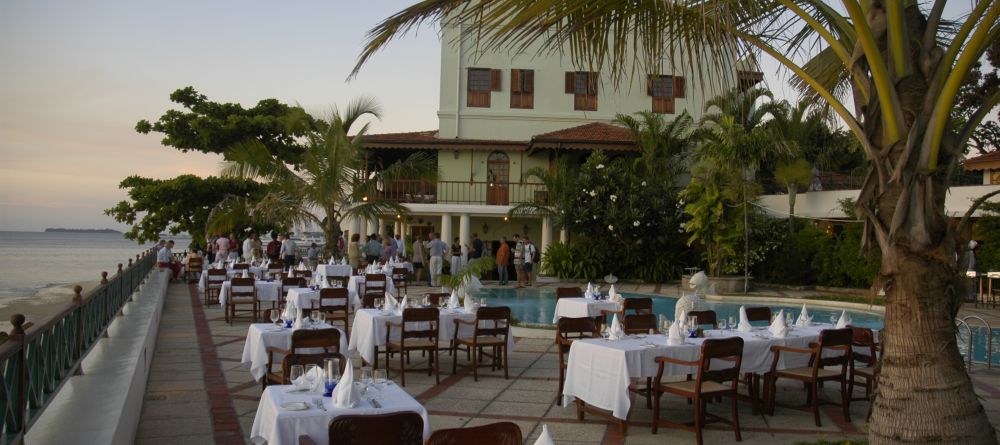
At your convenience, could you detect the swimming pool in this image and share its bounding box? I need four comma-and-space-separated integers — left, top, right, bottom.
470, 287, 885, 329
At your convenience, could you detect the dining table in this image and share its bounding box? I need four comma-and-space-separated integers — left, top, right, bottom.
347, 307, 516, 366
347, 275, 396, 304
552, 297, 621, 323
249, 381, 431, 445
314, 264, 354, 282
241, 323, 349, 382
198, 267, 267, 291
218, 280, 284, 308
286, 287, 359, 313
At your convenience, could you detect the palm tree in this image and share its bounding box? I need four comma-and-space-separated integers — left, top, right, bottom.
354, 2, 1000, 442
613, 110, 694, 182
506, 156, 574, 228
209, 97, 435, 258
774, 158, 813, 231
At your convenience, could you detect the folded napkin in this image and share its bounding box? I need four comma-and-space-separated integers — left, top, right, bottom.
241, 270, 249, 278
666, 321, 685, 346
533, 424, 555, 445
297, 261, 305, 271
320, 278, 328, 289
738, 306, 753, 332
609, 284, 618, 300
340, 257, 347, 265
796, 304, 812, 327
383, 292, 398, 312
835, 310, 852, 328
383, 263, 392, 274
464, 293, 475, 313
676, 310, 687, 332
398, 294, 408, 315
585, 282, 594, 299
332, 359, 359, 408
328, 257, 334, 265
609, 314, 623, 340
448, 290, 459, 309
293, 308, 305, 330
282, 302, 297, 321
768, 309, 787, 338
291, 364, 323, 388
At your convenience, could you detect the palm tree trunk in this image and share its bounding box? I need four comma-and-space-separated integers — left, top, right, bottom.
787, 183, 797, 235
869, 245, 995, 444
322, 219, 342, 259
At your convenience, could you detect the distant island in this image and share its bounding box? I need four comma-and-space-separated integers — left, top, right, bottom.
45, 228, 122, 234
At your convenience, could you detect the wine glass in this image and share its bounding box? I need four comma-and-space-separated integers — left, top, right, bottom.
728, 316, 737, 331
270, 309, 280, 327
480, 297, 486, 307
304, 364, 319, 392
718, 318, 728, 333
601, 325, 610, 341
374, 369, 387, 389
324, 358, 340, 397
830, 314, 838, 325
360, 366, 374, 396
289, 364, 305, 389
310, 310, 320, 328
317, 312, 327, 326
660, 318, 671, 335
786, 312, 794, 326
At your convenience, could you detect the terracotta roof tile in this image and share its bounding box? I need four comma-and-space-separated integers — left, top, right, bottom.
965, 151, 1000, 166
532, 122, 635, 144
362, 130, 527, 150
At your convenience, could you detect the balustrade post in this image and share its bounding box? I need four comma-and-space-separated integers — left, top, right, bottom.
100, 272, 108, 286
9, 314, 26, 437
73, 286, 85, 375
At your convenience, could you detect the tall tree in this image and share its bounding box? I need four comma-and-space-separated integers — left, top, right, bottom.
356, 1, 1000, 442
613, 110, 694, 182
211, 97, 435, 257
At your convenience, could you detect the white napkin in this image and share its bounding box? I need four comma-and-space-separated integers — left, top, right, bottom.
533, 424, 555, 445
609, 284, 618, 299
282, 301, 297, 321
297, 261, 305, 271
398, 295, 408, 315
835, 310, 851, 328
609, 314, 623, 340
241, 270, 249, 278
768, 309, 787, 338
448, 290, 459, 309
796, 304, 812, 327
320, 278, 328, 289
676, 310, 688, 331
293, 308, 305, 330
291, 365, 323, 388
328, 257, 334, 265
383, 292, 397, 312
666, 322, 685, 346
340, 257, 347, 265
331, 360, 359, 408
464, 293, 475, 313
738, 306, 753, 332
383, 263, 392, 274
585, 282, 594, 299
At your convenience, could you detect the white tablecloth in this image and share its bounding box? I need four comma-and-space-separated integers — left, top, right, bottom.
388, 262, 414, 273
287, 287, 359, 312
241, 323, 348, 382
347, 308, 516, 365
562, 325, 832, 420
552, 298, 621, 322
199, 267, 267, 290
219, 281, 284, 308
347, 276, 396, 303
315, 264, 353, 281
250, 383, 431, 445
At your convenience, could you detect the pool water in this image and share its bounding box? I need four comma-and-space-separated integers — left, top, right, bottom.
470, 287, 885, 329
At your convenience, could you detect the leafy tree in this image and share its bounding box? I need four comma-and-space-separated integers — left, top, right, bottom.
680, 161, 745, 276
952, 39, 1000, 155
105, 175, 268, 249
357, 1, 1000, 440
774, 158, 813, 229
212, 97, 435, 258
135, 87, 313, 164
613, 110, 694, 182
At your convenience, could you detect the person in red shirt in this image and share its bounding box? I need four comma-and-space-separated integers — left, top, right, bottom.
495, 236, 511, 285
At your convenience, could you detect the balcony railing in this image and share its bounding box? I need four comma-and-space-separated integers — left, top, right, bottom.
380, 180, 548, 206
0, 248, 156, 444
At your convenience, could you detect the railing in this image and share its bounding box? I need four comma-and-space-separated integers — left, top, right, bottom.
0, 248, 157, 445
379, 180, 548, 206
764, 170, 984, 193
958, 315, 994, 371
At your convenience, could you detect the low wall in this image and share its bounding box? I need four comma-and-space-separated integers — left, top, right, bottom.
25, 270, 169, 445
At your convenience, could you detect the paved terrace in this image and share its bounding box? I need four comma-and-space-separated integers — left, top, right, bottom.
136, 281, 1000, 444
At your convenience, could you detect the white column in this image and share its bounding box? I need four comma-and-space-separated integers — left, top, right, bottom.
560, 228, 567, 244
541, 216, 553, 275
394, 220, 402, 236
459, 213, 471, 247
440, 213, 453, 245
378, 218, 388, 239
350, 217, 362, 240
367, 219, 378, 237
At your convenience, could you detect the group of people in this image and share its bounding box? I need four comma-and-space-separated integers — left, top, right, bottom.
494, 234, 537, 288
402, 232, 537, 288
345, 233, 407, 267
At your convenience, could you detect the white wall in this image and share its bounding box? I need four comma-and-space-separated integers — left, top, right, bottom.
757, 185, 1000, 219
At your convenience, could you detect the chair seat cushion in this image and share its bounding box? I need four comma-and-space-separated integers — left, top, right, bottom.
659, 379, 731, 395
776, 367, 840, 380
852, 367, 875, 378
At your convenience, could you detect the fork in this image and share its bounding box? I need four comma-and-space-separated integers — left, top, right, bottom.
312, 397, 328, 412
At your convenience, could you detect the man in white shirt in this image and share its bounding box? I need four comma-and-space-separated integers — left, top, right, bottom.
281, 233, 298, 268
242, 234, 255, 262
426, 232, 447, 287
394, 233, 406, 258
157, 240, 180, 280
521, 236, 536, 287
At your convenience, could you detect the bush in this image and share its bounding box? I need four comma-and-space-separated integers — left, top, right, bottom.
753, 222, 829, 285
543, 242, 603, 280
814, 223, 880, 288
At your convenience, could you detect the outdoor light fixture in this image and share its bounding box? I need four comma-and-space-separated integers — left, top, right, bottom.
362, 196, 368, 202
396, 214, 401, 219
503, 216, 509, 222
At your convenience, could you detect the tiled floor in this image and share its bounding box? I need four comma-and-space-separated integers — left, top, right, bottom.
137, 280, 1000, 444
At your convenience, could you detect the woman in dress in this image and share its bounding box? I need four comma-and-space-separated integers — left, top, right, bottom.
347, 233, 362, 268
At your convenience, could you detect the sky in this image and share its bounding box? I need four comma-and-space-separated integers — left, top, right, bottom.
0, 1, 978, 232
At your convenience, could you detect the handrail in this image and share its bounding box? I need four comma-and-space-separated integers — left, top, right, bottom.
0, 247, 157, 445
956, 318, 974, 370
959, 315, 994, 369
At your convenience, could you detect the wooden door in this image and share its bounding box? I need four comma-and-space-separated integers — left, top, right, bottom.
487, 151, 510, 205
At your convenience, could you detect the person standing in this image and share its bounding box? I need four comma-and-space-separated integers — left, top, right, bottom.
471, 233, 484, 260
512, 234, 525, 288
427, 232, 447, 287
228, 233, 240, 261
394, 233, 406, 258
495, 236, 510, 285
411, 235, 426, 285
157, 240, 181, 280
215, 235, 230, 263
347, 233, 362, 268
281, 233, 298, 268
266, 233, 282, 262
242, 234, 255, 262
381, 239, 394, 261
307, 242, 319, 269
521, 236, 536, 287
968, 240, 981, 302
251, 234, 263, 260
365, 234, 382, 265
449, 237, 463, 275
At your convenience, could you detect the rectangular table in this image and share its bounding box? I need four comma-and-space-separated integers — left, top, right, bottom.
198, 267, 267, 291
562, 325, 830, 420
347, 308, 516, 366
347, 275, 396, 303
287, 287, 359, 312
241, 323, 349, 382
250, 383, 431, 445
552, 297, 621, 322
315, 264, 354, 282
219, 281, 283, 308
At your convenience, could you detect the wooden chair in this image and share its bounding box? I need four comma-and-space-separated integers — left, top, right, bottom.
264, 328, 342, 389
763, 328, 852, 426
688, 310, 719, 329
227, 277, 259, 325
185, 256, 203, 283
204, 268, 227, 305
652, 337, 744, 445
601, 297, 654, 324
327, 275, 349, 289
424, 292, 451, 306
622, 313, 657, 408
233, 263, 250, 271
426, 421, 522, 445
280, 352, 347, 383
266, 260, 284, 279
744, 307, 771, 323
298, 411, 424, 445
280, 277, 307, 311
557, 317, 599, 400
363, 273, 388, 301
453, 306, 511, 381
392, 267, 409, 296
318, 288, 350, 337
384, 307, 440, 386
293, 269, 313, 279
361, 293, 379, 309
555, 287, 583, 299
849, 327, 878, 402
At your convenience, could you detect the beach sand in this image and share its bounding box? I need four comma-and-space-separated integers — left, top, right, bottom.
0, 281, 101, 334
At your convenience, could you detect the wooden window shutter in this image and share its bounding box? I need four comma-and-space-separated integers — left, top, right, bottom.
565, 72, 575, 93
511, 69, 521, 93
587, 72, 598, 96
523, 70, 534, 93
491, 69, 502, 91
646, 75, 653, 96
674, 76, 686, 98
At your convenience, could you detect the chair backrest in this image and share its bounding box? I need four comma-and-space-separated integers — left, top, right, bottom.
555, 287, 583, 299
293, 269, 313, 279
812, 328, 853, 374
424, 292, 451, 306
556, 317, 599, 354
623, 297, 653, 314
207, 268, 228, 287
744, 306, 771, 323
281, 352, 347, 383
365, 274, 387, 295
318, 288, 349, 311
850, 326, 877, 367
282, 277, 306, 293
622, 313, 657, 334
233, 263, 250, 270
361, 294, 378, 309
290, 328, 341, 353
230, 277, 256, 299
268, 260, 284, 272
328, 411, 424, 445
425, 421, 522, 445
187, 257, 203, 272
400, 307, 439, 342
392, 267, 408, 281
474, 306, 511, 339
697, 337, 744, 387
688, 310, 718, 329
327, 275, 349, 288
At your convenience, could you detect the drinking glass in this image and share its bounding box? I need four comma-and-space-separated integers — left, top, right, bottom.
304, 364, 319, 391
718, 319, 728, 332
270, 309, 280, 326
288, 365, 305, 389
728, 316, 737, 330
317, 312, 327, 326
374, 369, 387, 388
688, 316, 698, 329
786, 312, 794, 326
660, 318, 671, 335
830, 314, 838, 325
601, 325, 610, 341
480, 298, 486, 307
310, 310, 320, 327
360, 366, 373, 385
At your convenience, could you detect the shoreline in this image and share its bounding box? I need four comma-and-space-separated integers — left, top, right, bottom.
0, 281, 101, 333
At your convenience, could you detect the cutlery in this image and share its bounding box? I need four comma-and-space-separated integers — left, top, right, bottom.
368, 398, 382, 408
312, 398, 328, 412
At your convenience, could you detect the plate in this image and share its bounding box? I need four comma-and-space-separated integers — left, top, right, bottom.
281, 402, 310, 411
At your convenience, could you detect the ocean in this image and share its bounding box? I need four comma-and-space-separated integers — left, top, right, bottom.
0, 231, 182, 302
